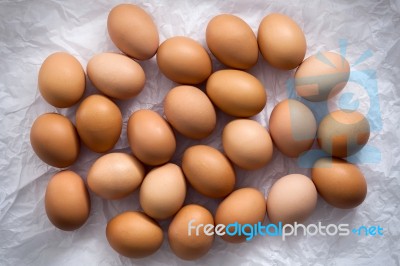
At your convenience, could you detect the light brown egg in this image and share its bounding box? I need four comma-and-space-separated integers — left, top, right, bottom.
140, 163, 186, 220
164, 85, 216, 139
317, 110, 370, 157
222, 119, 273, 170
215, 188, 266, 243
269, 99, 317, 157
206, 14, 258, 69
30, 113, 79, 168
182, 145, 235, 198
258, 13, 306, 70
38, 52, 85, 108
87, 153, 145, 200
312, 157, 367, 208
267, 174, 317, 225
106, 211, 163, 258
87, 52, 145, 100
76, 95, 122, 153
168, 204, 214, 260
45, 171, 90, 231
157, 36, 212, 84
127, 109, 176, 165
107, 4, 159, 60
206, 70, 266, 117
295, 52, 350, 102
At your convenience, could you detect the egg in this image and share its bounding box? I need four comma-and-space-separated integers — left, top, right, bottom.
312, 157, 367, 208
76, 94, 122, 153
140, 163, 186, 220
222, 119, 273, 170
267, 174, 317, 225
206, 69, 266, 117
295, 52, 350, 102
127, 109, 176, 165
317, 110, 370, 157
215, 188, 266, 243
157, 36, 212, 84
182, 145, 235, 198
87, 153, 145, 200
164, 85, 216, 139
269, 99, 317, 157
87, 52, 145, 100
106, 211, 163, 258
206, 14, 258, 69
30, 113, 79, 168
38, 52, 85, 108
107, 4, 159, 60
168, 204, 214, 260
257, 13, 306, 70
45, 171, 90, 231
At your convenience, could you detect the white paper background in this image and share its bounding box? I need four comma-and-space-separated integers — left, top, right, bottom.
1, 0, 399, 265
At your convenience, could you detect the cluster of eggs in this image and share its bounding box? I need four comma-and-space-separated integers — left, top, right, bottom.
30, 3, 370, 261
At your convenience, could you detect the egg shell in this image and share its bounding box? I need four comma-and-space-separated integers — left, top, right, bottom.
87, 52, 145, 100
30, 113, 79, 168
206, 14, 258, 69
140, 163, 186, 220
45, 171, 90, 231
107, 4, 159, 60
164, 85, 216, 139
215, 188, 266, 243
206, 69, 266, 117
269, 99, 317, 157
312, 157, 367, 208
76, 94, 122, 153
267, 174, 317, 225
257, 13, 306, 70
295, 52, 350, 102
106, 211, 163, 258
87, 153, 145, 200
127, 109, 176, 165
317, 110, 370, 157
222, 119, 273, 170
182, 145, 235, 198
38, 52, 85, 108
157, 36, 212, 84
168, 204, 214, 260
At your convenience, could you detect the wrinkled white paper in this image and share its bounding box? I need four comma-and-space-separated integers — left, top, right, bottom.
1, 0, 399, 265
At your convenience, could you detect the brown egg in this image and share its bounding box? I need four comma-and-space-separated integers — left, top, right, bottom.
206, 14, 258, 69
30, 113, 79, 168
106, 211, 163, 258
140, 163, 186, 220
87, 53, 145, 100
258, 13, 306, 70
222, 119, 273, 170
127, 109, 176, 165
206, 70, 266, 117
157, 36, 212, 84
38, 52, 85, 108
107, 4, 159, 60
317, 110, 370, 157
269, 99, 317, 157
45, 171, 90, 231
182, 145, 235, 198
215, 188, 266, 243
295, 52, 350, 102
267, 174, 317, 225
168, 204, 214, 260
76, 95, 122, 153
87, 153, 145, 200
312, 157, 367, 208
164, 85, 216, 139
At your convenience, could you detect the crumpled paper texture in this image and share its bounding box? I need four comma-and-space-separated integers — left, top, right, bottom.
1, 0, 399, 265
